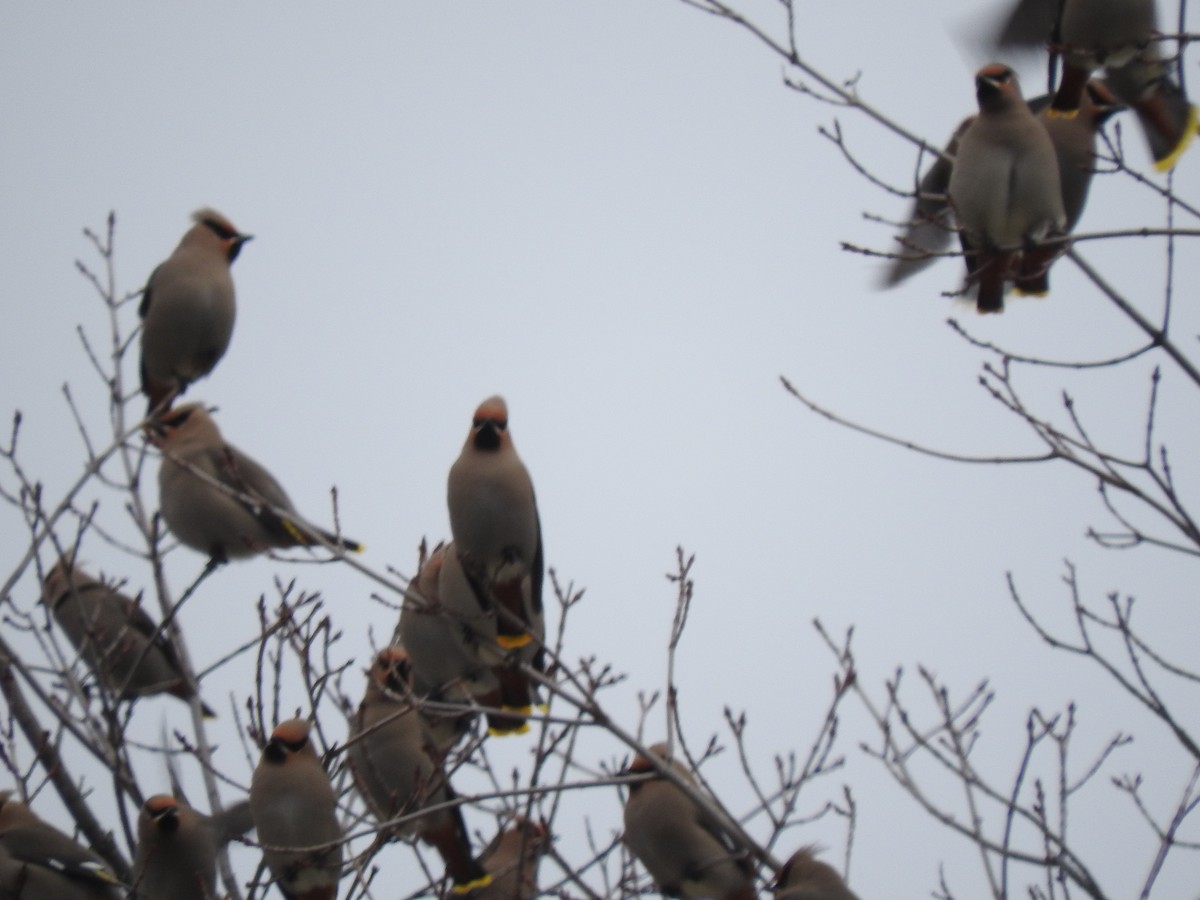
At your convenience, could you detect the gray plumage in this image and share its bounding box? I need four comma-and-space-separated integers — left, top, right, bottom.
470, 818, 550, 900
139, 209, 250, 413
948, 64, 1066, 312
153, 403, 361, 563
249, 719, 343, 900
995, 0, 1196, 170
133, 794, 253, 900
348, 648, 488, 892
0, 791, 123, 899
445, 396, 545, 735
395, 542, 493, 750
774, 847, 860, 900
622, 744, 756, 900
884, 80, 1119, 288
41, 560, 213, 716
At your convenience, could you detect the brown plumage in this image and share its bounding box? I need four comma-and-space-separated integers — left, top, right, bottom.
394, 542, 489, 750
621, 744, 756, 900
995, 0, 1197, 171
446, 397, 545, 736
152, 403, 361, 564
884, 80, 1120, 290
348, 648, 490, 893
774, 847, 860, 900
948, 64, 1066, 312
42, 560, 213, 716
0, 791, 123, 899
139, 209, 251, 413
469, 818, 550, 900
249, 719, 343, 900
133, 794, 253, 899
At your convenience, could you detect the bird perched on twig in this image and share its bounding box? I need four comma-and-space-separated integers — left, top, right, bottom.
348, 648, 491, 895
0, 790, 123, 899
133, 794, 254, 900
621, 743, 757, 900
948, 64, 1067, 312
467, 817, 550, 900
151, 403, 361, 564
883, 79, 1121, 296
139, 209, 251, 413
446, 396, 545, 736
774, 846, 860, 900
42, 559, 214, 716
249, 719, 343, 900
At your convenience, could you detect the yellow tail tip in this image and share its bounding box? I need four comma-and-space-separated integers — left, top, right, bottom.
488, 721, 531, 737
1012, 288, 1049, 298
282, 520, 307, 543
1155, 105, 1199, 172
1045, 107, 1079, 120
452, 874, 493, 894
496, 633, 532, 649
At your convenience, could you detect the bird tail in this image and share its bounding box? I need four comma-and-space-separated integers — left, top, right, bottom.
1134, 85, 1198, 172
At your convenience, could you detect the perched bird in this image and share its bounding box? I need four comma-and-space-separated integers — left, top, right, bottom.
395, 543, 488, 749
41, 560, 214, 716
249, 719, 343, 900
621, 744, 756, 900
883, 79, 1121, 288
139, 209, 251, 413
774, 847, 860, 900
348, 648, 490, 894
133, 794, 254, 900
948, 64, 1067, 312
0, 790, 123, 899
469, 817, 550, 900
994, 0, 1197, 170
152, 403, 361, 564
397, 541, 543, 741
446, 396, 545, 735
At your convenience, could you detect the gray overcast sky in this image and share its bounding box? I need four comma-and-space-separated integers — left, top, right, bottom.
2, 2, 1198, 897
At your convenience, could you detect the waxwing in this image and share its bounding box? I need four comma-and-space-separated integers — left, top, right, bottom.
948, 64, 1067, 312
621, 744, 756, 900
249, 719, 343, 900
139, 209, 251, 413
446, 396, 545, 735
885, 79, 1120, 291
397, 541, 543, 740
0, 791, 123, 899
152, 403, 361, 564
347, 648, 490, 894
995, 0, 1197, 170
774, 847, 860, 900
133, 794, 254, 900
394, 543, 489, 749
41, 560, 214, 716
469, 817, 550, 900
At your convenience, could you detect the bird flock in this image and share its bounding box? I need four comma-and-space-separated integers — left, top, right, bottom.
8, 1, 1193, 898
883, 0, 1196, 312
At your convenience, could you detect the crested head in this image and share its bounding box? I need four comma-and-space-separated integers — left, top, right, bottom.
187, 208, 252, 262
974, 63, 1022, 110
143, 795, 181, 834
150, 402, 221, 448
370, 646, 413, 693
777, 845, 849, 893
41, 557, 83, 600
468, 395, 511, 452
264, 717, 316, 763
627, 742, 671, 774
